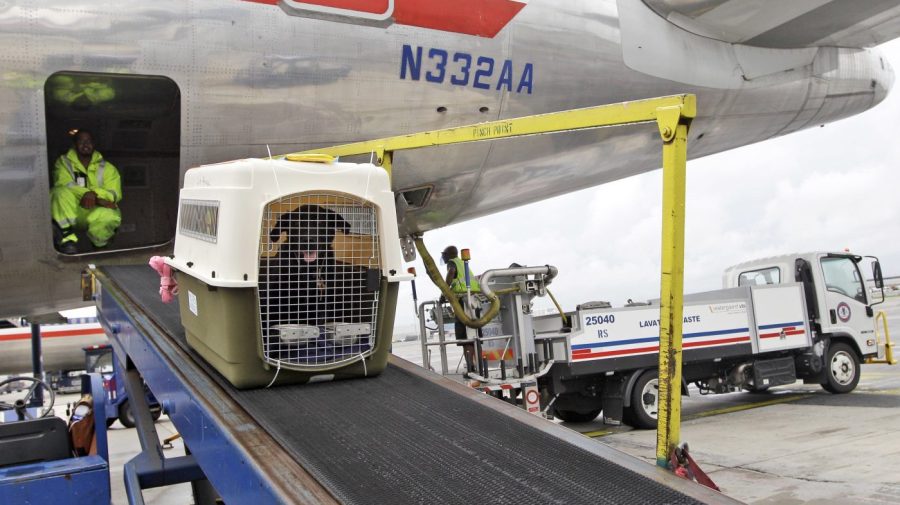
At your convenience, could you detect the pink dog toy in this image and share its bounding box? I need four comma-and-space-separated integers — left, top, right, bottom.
148, 256, 179, 304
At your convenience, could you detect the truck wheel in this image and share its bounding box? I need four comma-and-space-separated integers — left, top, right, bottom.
628, 370, 659, 429
551, 393, 602, 423
554, 407, 602, 423
151, 407, 162, 421
821, 342, 860, 394
118, 400, 136, 428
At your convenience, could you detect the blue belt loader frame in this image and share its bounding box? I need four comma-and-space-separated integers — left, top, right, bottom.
89, 93, 696, 503
91, 274, 336, 504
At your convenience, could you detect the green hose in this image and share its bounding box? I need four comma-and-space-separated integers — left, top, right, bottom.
545, 287, 569, 326
414, 236, 500, 329
494, 286, 521, 296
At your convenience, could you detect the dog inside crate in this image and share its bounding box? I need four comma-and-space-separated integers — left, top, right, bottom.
258, 200, 381, 367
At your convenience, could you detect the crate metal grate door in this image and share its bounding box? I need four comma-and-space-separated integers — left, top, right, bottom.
258, 194, 381, 369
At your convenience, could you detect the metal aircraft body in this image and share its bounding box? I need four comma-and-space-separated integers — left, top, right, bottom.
1, 0, 898, 322
0, 323, 106, 375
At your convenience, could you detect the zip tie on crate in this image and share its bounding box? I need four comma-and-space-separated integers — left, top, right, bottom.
360, 351, 368, 377
148, 256, 178, 303
265, 359, 282, 388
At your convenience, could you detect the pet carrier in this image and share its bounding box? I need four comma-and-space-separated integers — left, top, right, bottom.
165, 155, 408, 389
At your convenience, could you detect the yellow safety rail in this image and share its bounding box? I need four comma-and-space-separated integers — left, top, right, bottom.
283, 95, 695, 178
867, 310, 897, 365
286, 94, 696, 469
656, 109, 691, 468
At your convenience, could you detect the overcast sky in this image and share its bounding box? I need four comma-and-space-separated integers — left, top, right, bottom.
392, 38, 900, 334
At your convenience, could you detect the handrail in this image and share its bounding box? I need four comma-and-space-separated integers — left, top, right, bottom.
867, 310, 897, 365
282, 94, 696, 178
479, 265, 558, 297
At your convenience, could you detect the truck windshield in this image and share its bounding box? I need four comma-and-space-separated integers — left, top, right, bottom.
820, 257, 866, 303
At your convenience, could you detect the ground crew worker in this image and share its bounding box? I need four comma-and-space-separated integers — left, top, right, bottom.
51, 130, 122, 254
442, 245, 481, 373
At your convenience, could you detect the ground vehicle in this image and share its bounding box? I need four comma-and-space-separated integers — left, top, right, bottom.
421, 252, 893, 428
0, 374, 111, 503
84, 345, 161, 428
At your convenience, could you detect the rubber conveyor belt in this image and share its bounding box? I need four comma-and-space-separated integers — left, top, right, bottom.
100, 265, 731, 505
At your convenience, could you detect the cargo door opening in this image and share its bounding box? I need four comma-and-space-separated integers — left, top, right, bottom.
44, 71, 181, 254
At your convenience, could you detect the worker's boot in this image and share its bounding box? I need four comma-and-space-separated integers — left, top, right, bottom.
57, 228, 78, 255
464, 349, 477, 375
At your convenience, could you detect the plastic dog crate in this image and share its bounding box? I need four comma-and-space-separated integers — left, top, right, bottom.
166, 156, 408, 389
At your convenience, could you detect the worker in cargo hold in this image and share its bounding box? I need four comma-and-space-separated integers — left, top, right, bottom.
50, 130, 122, 254
442, 245, 481, 373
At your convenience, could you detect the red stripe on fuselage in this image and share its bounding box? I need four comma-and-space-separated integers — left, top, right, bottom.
300, 0, 388, 13
241, 0, 526, 38
0, 327, 105, 342
394, 0, 525, 38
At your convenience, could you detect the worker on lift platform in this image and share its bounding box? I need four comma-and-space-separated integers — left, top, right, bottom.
442, 245, 481, 373
50, 130, 122, 254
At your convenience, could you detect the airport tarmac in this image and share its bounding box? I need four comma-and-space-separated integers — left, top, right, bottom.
392, 298, 900, 504
592, 299, 900, 504
599, 362, 900, 504
6, 298, 898, 504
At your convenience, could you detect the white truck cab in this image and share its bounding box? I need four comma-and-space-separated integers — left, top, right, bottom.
723, 252, 886, 370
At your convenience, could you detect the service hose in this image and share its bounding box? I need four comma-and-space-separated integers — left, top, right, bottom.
414, 236, 500, 329
545, 287, 569, 327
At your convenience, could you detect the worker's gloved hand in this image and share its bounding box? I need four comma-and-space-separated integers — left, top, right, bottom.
97, 198, 118, 210
80, 191, 98, 209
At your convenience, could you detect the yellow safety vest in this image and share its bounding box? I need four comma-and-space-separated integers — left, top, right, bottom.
450, 257, 480, 293
53, 149, 122, 204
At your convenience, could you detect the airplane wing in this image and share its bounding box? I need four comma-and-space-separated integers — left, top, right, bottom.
618, 0, 899, 88
641, 0, 900, 49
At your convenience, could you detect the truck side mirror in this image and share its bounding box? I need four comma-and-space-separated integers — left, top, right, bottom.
873, 261, 884, 289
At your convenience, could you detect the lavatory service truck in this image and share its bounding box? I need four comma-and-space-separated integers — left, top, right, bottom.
431, 252, 892, 428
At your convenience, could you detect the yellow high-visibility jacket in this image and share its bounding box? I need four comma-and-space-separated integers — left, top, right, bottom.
53, 149, 122, 204
449, 257, 481, 293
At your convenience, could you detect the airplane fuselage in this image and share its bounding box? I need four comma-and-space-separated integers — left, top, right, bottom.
0, 0, 893, 317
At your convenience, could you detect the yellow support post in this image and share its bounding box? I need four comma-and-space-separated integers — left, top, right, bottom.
655, 109, 692, 468
379, 149, 393, 179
